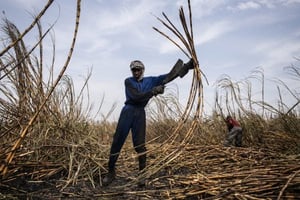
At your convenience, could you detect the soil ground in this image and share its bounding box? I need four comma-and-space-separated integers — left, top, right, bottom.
1, 145, 300, 200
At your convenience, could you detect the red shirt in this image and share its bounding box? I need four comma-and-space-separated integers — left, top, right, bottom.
226, 117, 240, 131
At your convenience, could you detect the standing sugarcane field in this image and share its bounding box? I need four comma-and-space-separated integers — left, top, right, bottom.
0, 1, 300, 199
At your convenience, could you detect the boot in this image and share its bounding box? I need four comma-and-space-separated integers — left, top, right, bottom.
138, 154, 146, 187
102, 169, 115, 186
137, 172, 146, 187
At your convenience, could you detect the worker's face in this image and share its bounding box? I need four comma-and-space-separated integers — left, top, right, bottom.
131, 68, 143, 80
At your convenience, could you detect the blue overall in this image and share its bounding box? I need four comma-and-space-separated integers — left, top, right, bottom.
108, 74, 167, 171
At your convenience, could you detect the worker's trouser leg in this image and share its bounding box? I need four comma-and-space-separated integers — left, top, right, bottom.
108, 106, 133, 172
130, 108, 146, 187
108, 106, 146, 172
131, 108, 147, 171
235, 128, 243, 147
224, 127, 243, 147
103, 106, 133, 186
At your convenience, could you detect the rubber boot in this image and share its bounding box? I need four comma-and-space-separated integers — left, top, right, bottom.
138, 154, 146, 187
102, 169, 115, 186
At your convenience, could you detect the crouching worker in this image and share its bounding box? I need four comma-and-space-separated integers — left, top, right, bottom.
102, 58, 194, 187
224, 115, 243, 147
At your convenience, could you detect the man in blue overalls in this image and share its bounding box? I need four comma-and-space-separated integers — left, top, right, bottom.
103, 58, 194, 186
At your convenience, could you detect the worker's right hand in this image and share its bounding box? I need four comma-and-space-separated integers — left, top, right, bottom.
152, 85, 165, 96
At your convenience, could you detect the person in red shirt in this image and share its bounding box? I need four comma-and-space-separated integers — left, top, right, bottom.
224, 115, 243, 147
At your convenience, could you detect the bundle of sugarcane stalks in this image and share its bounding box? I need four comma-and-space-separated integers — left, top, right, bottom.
1, 0, 300, 199
138, 0, 206, 181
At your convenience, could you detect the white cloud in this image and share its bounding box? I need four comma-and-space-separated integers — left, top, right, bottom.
187, 0, 226, 17
7, 0, 47, 10
88, 1, 164, 34
229, 0, 300, 11
256, 0, 277, 8
280, 0, 300, 5
156, 19, 236, 54
252, 38, 300, 75
236, 1, 261, 10
194, 21, 235, 45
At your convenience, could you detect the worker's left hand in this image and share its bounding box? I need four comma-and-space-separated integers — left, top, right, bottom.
152, 85, 165, 96
184, 58, 195, 70
178, 58, 195, 78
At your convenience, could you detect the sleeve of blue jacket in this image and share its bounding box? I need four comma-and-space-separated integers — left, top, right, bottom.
125, 79, 153, 103
124, 74, 167, 107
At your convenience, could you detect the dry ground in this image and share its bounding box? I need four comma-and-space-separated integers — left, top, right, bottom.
1, 144, 300, 200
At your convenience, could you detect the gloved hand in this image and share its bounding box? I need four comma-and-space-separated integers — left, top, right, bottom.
152, 85, 165, 96
178, 58, 195, 78
184, 58, 195, 70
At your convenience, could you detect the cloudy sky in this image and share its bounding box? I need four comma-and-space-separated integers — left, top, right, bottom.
1, 0, 300, 120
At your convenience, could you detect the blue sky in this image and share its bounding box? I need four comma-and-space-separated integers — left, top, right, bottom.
1, 0, 300, 120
